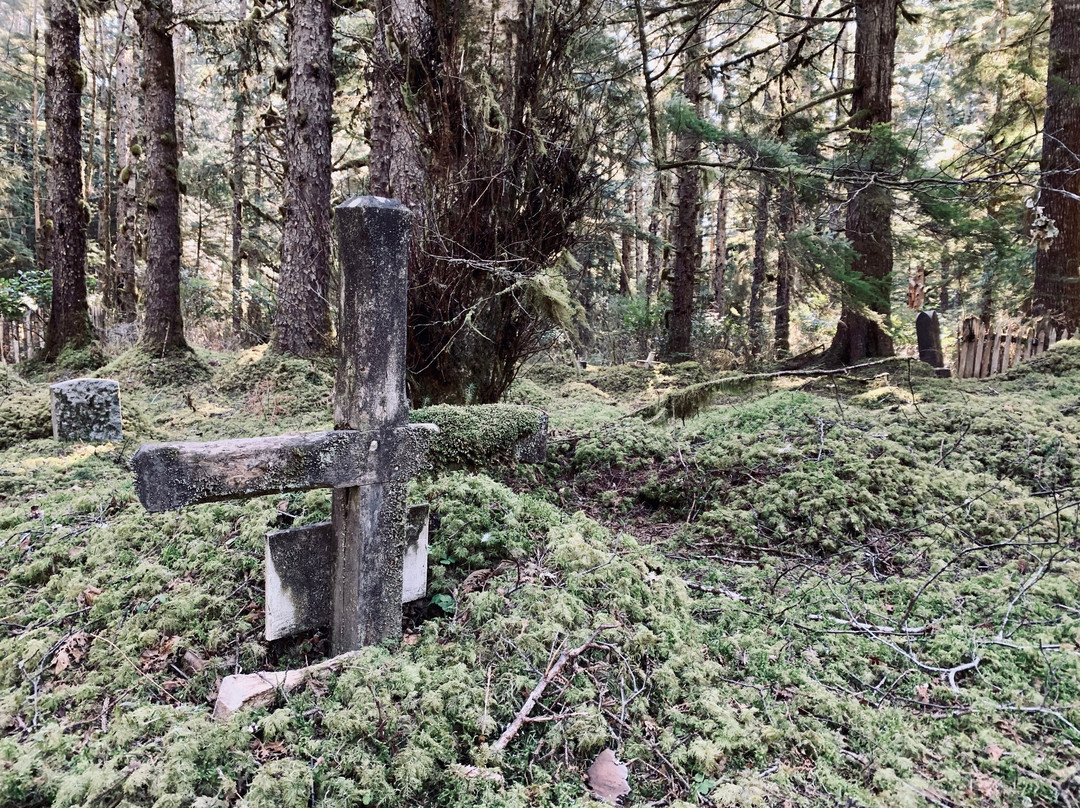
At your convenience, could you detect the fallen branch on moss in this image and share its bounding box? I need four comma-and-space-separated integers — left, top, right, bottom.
632, 357, 907, 422
490, 624, 617, 753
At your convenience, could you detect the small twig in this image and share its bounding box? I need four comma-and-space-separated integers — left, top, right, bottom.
491, 625, 616, 753
683, 580, 747, 602
85, 633, 181, 704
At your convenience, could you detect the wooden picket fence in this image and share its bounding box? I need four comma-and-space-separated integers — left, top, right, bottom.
956, 316, 1070, 379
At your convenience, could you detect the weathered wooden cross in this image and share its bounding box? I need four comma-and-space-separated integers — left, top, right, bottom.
133, 197, 438, 654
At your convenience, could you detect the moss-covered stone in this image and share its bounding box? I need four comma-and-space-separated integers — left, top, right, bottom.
411, 404, 547, 469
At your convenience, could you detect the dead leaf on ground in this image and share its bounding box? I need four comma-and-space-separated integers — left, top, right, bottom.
974, 771, 1000, 799
915, 683, 930, 703
54, 632, 92, 673
181, 649, 207, 674
78, 585, 102, 607
140, 635, 181, 672
587, 748, 630, 805
985, 744, 1005, 762
252, 740, 287, 762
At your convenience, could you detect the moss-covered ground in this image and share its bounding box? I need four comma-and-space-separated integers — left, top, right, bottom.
0, 347, 1077, 807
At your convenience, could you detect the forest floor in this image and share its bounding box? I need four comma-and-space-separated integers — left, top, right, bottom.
0, 343, 1078, 808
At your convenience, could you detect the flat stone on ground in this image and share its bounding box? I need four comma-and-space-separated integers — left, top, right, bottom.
50, 378, 123, 443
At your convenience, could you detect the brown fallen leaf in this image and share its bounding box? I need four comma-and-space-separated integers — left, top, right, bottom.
985, 744, 1005, 762
79, 585, 102, 606
974, 771, 1000, 799
915, 683, 930, 703
54, 631, 92, 673
181, 649, 207, 674
587, 748, 630, 805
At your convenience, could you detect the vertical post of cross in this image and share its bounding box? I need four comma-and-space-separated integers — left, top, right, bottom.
331, 196, 413, 652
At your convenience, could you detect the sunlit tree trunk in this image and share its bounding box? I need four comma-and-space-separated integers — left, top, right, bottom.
272, 0, 333, 356
42, 0, 93, 361
829, 0, 897, 363
136, 0, 188, 353
1032, 0, 1080, 330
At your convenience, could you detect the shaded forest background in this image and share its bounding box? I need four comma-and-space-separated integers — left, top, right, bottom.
0, 0, 1077, 398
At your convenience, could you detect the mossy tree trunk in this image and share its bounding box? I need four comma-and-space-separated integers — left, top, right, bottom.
136, 0, 188, 354
111, 0, 139, 324
665, 25, 704, 361
828, 0, 897, 364
42, 0, 93, 362
1032, 0, 1080, 331
271, 0, 333, 357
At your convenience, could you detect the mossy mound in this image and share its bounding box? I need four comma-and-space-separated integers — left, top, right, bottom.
1005, 338, 1080, 379
521, 362, 578, 386
411, 404, 546, 470
0, 389, 51, 449
97, 345, 211, 390
54, 343, 105, 373
586, 364, 654, 394
0, 365, 29, 396
213, 347, 334, 417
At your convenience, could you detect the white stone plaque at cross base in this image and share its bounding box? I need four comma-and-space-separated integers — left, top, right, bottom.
264, 503, 430, 642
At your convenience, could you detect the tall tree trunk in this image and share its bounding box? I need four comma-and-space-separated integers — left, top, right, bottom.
747, 177, 770, 361
713, 180, 728, 313
774, 184, 795, 357
1032, 0, 1080, 330
665, 27, 704, 360
829, 0, 897, 363
634, 180, 646, 290
112, 11, 139, 323
99, 34, 113, 318
645, 175, 664, 302
42, 0, 93, 362
231, 94, 245, 338
369, 0, 430, 215
136, 0, 188, 353
620, 190, 633, 295
272, 0, 333, 357
246, 133, 267, 343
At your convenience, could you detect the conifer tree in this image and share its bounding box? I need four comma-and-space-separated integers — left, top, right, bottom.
42, 0, 93, 361
1032, 0, 1080, 330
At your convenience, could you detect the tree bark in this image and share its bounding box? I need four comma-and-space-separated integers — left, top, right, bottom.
136, 0, 188, 353
774, 184, 796, 357
42, 0, 93, 362
1032, 0, 1080, 331
368, 0, 430, 215
665, 27, 704, 360
271, 0, 333, 357
829, 0, 897, 363
713, 179, 728, 313
112, 3, 139, 323
231, 91, 245, 339
747, 177, 770, 361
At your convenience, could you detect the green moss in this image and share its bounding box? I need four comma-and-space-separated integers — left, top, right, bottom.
55, 343, 104, 372
0, 389, 50, 449
98, 345, 210, 390
411, 404, 545, 470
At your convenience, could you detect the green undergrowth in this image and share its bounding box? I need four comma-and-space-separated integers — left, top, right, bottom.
0, 346, 1078, 807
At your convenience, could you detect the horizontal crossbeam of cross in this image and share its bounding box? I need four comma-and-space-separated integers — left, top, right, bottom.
131, 424, 437, 512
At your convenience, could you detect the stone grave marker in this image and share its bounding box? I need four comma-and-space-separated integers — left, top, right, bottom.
50, 378, 123, 443
133, 197, 434, 653
916, 310, 950, 377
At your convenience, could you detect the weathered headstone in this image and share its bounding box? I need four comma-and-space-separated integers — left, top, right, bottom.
50, 378, 123, 443
264, 503, 430, 641
916, 310, 950, 377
